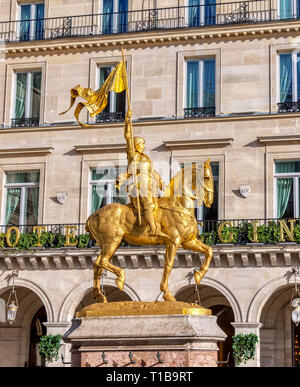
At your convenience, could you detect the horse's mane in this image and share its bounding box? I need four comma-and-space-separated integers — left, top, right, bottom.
162, 164, 205, 206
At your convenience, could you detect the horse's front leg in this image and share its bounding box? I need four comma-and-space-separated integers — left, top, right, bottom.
160, 241, 179, 301
182, 237, 213, 285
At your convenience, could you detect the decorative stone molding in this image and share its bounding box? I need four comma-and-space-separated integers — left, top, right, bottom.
0, 244, 299, 271
257, 135, 300, 145
74, 144, 126, 153
3, 19, 300, 57
0, 146, 54, 157
163, 138, 233, 149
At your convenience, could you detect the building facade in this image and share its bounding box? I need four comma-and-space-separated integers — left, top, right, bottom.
0, 0, 300, 367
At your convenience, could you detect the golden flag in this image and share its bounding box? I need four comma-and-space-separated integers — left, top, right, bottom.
60, 61, 128, 127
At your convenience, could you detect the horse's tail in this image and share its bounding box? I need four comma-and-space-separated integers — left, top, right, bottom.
85, 214, 97, 242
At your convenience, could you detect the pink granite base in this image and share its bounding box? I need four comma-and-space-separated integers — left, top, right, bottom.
65, 314, 226, 368
77, 349, 218, 367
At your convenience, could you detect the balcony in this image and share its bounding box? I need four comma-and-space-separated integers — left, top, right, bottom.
96, 111, 124, 123
277, 101, 300, 113
184, 107, 216, 118
11, 117, 40, 128
1, 217, 300, 250
0, 1, 299, 43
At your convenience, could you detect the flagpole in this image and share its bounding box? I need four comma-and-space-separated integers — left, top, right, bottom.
121, 48, 142, 226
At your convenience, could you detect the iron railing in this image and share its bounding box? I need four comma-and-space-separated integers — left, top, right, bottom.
2, 217, 300, 248
184, 107, 216, 118
96, 111, 124, 123
11, 117, 40, 128
0, 1, 299, 43
277, 101, 300, 113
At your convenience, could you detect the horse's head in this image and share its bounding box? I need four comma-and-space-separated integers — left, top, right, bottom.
203, 159, 214, 208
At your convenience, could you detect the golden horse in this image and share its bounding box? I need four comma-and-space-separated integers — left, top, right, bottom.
85, 160, 214, 303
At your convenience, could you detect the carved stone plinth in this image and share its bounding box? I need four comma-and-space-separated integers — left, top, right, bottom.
63, 304, 226, 367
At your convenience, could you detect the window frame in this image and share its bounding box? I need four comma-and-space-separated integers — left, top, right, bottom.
100, 0, 128, 34
12, 70, 42, 121
274, 161, 300, 218
185, 58, 216, 109
177, 49, 221, 117
88, 164, 127, 216
277, 50, 300, 103
3, 170, 40, 227
17, 2, 45, 41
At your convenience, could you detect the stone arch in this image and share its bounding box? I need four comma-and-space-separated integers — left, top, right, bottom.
246, 276, 300, 323
58, 276, 141, 322
168, 276, 243, 322
0, 277, 54, 322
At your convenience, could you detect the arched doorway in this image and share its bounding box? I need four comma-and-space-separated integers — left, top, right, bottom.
28, 306, 47, 367
260, 283, 297, 367
0, 285, 48, 367
175, 284, 235, 367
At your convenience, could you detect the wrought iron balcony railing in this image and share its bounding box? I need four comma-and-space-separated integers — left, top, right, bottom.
96, 111, 124, 123
184, 107, 216, 118
0, 1, 299, 43
1, 217, 300, 249
11, 117, 40, 128
277, 101, 300, 113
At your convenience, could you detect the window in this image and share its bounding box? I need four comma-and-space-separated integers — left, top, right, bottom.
102, 0, 128, 34
275, 161, 300, 218
96, 66, 126, 122
12, 71, 41, 127
89, 167, 127, 214
188, 0, 216, 27
185, 59, 215, 117
279, 0, 300, 19
4, 171, 40, 227
278, 52, 300, 103
19, 3, 44, 41
179, 161, 219, 232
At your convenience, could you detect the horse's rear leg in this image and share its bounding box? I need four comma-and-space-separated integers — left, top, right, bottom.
94, 240, 125, 299
182, 237, 213, 285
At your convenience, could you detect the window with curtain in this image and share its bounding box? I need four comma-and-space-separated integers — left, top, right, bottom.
102, 0, 128, 34
90, 167, 127, 214
179, 161, 219, 232
19, 3, 44, 41
275, 161, 300, 218
279, 52, 300, 103
186, 59, 215, 109
14, 71, 42, 121
98, 66, 126, 119
4, 171, 40, 226
188, 0, 216, 27
279, 0, 300, 19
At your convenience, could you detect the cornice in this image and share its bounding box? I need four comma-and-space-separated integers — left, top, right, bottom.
2, 19, 300, 56
74, 143, 126, 153
0, 146, 54, 156
257, 134, 300, 145
163, 138, 233, 149
0, 244, 298, 270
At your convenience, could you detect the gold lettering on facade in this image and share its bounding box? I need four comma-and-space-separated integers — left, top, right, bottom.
33, 226, 46, 247
217, 221, 234, 243
278, 219, 295, 242
6, 227, 20, 248
64, 225, 78, 247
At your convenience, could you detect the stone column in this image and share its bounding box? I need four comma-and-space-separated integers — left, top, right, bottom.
231, 322, 263, 367
43, 322, 72, 367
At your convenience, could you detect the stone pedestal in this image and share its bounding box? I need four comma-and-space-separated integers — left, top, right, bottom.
63, 313, 226, 367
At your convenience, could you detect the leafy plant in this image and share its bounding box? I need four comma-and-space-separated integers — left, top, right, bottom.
232, 333, 259, 365
39, 334, 62, 363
